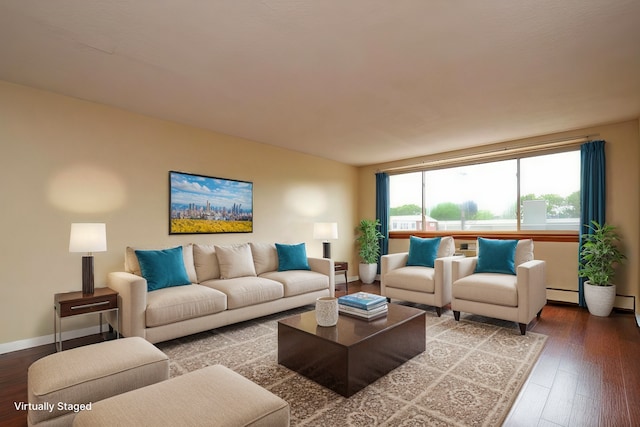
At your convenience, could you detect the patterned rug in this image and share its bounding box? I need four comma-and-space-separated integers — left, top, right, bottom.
156, 306, 547, 426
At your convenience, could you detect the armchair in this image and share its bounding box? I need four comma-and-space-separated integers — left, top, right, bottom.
381, 236, 456, 316
451, 238, 546, 335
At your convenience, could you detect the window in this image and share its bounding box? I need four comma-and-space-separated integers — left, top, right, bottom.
389, 150, 581, 232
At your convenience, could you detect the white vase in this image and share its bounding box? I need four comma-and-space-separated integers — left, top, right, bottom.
584, 281, 616, 317
315, 296, 339, 327
359, 263, 377, 284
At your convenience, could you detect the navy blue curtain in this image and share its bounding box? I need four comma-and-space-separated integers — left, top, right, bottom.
375, 172, 390, 272
578, 140, 606, 307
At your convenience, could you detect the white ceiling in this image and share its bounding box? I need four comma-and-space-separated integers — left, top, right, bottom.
1, 1, 639, 166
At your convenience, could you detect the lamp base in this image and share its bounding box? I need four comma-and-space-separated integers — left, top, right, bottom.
322, 241, 331, 259
82, 255, 95, 295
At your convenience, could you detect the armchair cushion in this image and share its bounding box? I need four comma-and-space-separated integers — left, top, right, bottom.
407, 236, 441, 268
475, 238, 518, 275
384, 266, 436, 293
452, 273, 518, 306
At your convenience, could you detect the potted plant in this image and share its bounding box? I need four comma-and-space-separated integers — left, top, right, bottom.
578, 220, 626, 317
355, 219, 384, 284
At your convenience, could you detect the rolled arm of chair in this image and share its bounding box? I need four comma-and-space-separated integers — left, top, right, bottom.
107, 272, 148, 339
516, 260, 547, 322
308, 257, 335, 296
452, 256, 478, 282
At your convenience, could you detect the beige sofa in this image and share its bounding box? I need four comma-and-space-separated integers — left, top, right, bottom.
107, 242, 334, 343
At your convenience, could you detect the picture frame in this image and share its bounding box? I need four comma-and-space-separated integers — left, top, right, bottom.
169, 171, 253, 234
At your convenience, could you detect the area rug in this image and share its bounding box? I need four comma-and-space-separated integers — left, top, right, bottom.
155, 306, 547, 426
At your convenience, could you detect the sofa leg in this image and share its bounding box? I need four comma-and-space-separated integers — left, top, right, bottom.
519, 323, 527, 335
435, 307, 442, 317
453, 311, 460, 321
537, 308, 543, 318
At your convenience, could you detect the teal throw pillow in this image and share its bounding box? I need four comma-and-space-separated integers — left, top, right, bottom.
406, 236, 441, 268
474, 237, 518, 275
135, 246, 191, 291
276, 243, 311, 271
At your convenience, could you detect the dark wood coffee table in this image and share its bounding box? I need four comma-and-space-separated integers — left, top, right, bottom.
277, 303, 426, 397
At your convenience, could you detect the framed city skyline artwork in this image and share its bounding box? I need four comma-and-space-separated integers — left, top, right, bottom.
169, 171, 253, 234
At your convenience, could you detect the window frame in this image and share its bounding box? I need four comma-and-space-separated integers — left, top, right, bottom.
387, 147, 581, 243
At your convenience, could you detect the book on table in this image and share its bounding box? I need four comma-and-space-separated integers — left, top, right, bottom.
339, 304, 388, 321
338, 292, 387, 310
339, 303, 387, 318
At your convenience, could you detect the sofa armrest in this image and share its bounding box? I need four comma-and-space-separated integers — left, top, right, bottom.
516, 260, 547, 322
307, 257, 335, 297
452, 256, 478, 282
107, 272, 148, 339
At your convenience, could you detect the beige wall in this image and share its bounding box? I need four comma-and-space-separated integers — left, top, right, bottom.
358, 119, 640, 312
0, 81, 358, 346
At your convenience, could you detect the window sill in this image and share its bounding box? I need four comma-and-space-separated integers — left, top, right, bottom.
388, 230, 578, 243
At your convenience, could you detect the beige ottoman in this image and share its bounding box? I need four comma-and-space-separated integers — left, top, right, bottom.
73, 365, 290, 427
28, 337, 169, 427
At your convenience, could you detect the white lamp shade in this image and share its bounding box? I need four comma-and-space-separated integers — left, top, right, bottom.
313, 222, 338, 240
69, 223, 107, 253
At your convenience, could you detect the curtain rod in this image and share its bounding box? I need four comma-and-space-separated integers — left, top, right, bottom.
380, 134, 598, 174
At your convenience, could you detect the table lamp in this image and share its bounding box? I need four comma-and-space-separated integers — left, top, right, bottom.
69, 223, 107, 295
313, 222, 338, 259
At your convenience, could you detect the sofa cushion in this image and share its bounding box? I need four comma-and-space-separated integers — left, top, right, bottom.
200, 277, 284, 309
407, 236, 441, 268
135, 247, 192, 291
260, 270, 329, 297
250, 243, 278, 275
146, 285, 227, 328
215, 243, 257, 279
384, 266, 436, 293
193, 244, 221, 282
125, 244, 197, 284
475, 237, 518, 275
453, 273, 518, 307
275, 243, 311, 271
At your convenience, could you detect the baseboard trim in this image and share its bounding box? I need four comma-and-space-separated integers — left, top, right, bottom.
0, 324, 106, 355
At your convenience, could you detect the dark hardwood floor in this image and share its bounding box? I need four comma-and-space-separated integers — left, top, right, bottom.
1, 281, 638, 426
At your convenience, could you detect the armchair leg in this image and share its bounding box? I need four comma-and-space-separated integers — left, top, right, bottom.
519, 323, 527, 335
435, 307, 442, 317
453, 311, 460, 321
537, 308, 543, 318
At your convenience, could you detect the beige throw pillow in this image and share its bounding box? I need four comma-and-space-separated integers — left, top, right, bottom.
249, 243, 278, 275
193, 244, 221, 282
515, 239, 534, 266
437, 236, 455, 258
215, 243, 257, 279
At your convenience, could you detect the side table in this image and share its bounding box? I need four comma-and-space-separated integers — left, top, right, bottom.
334, 261, 349, 294
54, 287, 119, 352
